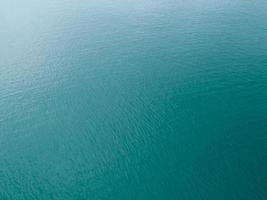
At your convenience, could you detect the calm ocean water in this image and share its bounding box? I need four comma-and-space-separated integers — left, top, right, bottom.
0, 0, 267, 199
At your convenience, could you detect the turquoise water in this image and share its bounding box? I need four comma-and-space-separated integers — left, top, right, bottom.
1, 0, 267, 199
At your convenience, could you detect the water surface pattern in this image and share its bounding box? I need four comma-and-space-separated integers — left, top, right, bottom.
1, 0, 267, 199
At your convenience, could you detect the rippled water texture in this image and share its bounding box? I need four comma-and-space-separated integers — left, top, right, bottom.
1, 0, 267, 199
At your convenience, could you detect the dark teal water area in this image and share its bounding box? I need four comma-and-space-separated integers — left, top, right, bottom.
1, 0, 267, 199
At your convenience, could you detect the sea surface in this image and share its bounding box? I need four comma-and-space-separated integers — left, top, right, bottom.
0, 0, 267, 199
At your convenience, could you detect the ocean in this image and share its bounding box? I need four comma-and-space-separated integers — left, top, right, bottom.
0, 0, 267, 199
